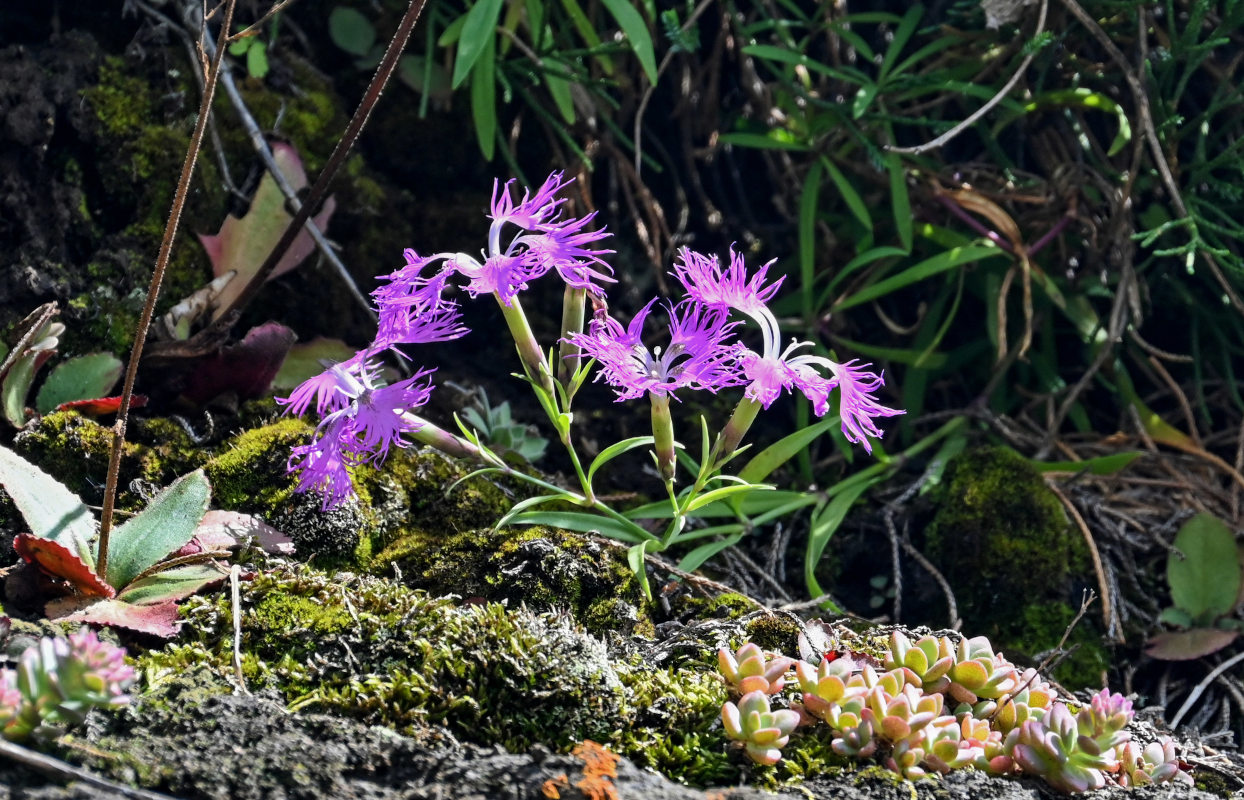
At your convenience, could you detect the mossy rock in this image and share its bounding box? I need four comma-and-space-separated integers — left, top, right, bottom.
372, 523, 652, 638
143, 561, 629, 752
923, 446, 1105, 688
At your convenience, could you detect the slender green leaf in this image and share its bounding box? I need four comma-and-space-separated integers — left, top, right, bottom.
628, 541, 651, 599
599, 0, 658, 83
686, 483, 773, 513
805, 477, 878, 598
717, 131, 810, 151
678, 532, 746, 572
887, 152, 913, 252
507, 510, 651, 543
470, 33, 497, 159
798, 160, 824, 327
833, 244, 1004, 311
822, 158, 872, 230
105, 470, 210, 590
738, 417, 841, 485
451, 0, 505, 89
879, 5, 923, 80
587, 436, 656, 486
117, 563, 228, 605
1028, 452, 1143, 475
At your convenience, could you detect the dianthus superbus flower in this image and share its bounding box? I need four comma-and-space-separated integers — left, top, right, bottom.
568, 298, 742, 401
673, 246, 902, 455
279, 352, 436, 508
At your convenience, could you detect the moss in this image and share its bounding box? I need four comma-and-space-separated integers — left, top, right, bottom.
677, 592, 756, 622
139, 561, 626, 752
1000, 601, 1109, 690
923, 446, 1099, 686
1193, 769, 1233, 798
12, 411, 156, 510
203, 418, 309, 512
373, 522, 652, 638
742, 614, 805, 655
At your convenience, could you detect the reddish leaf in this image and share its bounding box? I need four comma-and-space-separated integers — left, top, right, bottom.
13, 534, 115, 598
198, 141, 336, 323
46, 596, 180, 638
1145, 628, 1239, 661
187, 510, 295, 555
178, 322, 297, 405
55, 394, 148, 416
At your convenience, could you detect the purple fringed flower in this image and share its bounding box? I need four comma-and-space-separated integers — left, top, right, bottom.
372, 250, 468, 350
673, 246, 903, 453
279, 352, 436, 508
568, 298, 742, 400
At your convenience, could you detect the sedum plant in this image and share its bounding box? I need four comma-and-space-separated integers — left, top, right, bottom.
0, 624, 134, 743
715, 631, 1193, 792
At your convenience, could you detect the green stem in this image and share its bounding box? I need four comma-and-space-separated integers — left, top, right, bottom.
556, 285, 586, 389
497, 294, 556, 396
708, 397, 762, 473
649, 393, 677, 485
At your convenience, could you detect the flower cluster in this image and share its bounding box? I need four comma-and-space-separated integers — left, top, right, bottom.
717, 633, 1192, 792
0, 628, 135, 742
279, 172, 609, 507
279, 171, 903, 548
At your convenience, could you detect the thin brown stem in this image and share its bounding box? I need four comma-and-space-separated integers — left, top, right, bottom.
201, 0, 429, 334
97, 0, 238, 584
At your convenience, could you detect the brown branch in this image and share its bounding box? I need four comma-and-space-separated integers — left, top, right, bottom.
97, 0, 238, 584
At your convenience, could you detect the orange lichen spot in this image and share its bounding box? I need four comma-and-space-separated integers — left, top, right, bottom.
542, 774, 569, 799
571, 740, 620, 800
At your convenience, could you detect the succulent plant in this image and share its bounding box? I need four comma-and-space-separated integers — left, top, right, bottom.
0, 627, 134, 742
884, 631, 954, 693
721, 689, 801, 765
718, 642, 794, 696
1117, 738, 1193, 787
1005, 700, 1121, 793
715, 635, 1192, 791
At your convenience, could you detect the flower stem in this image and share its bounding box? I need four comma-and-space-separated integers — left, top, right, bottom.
556, 285, 586, 390
649, 393, 677, 484
497, 294, 556, 396
709, 397, 762, 473
97, 0, 238, 585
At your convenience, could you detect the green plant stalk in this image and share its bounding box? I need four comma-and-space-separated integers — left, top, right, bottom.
497, 295, 557, 396
709, 396, 762, 472
649, 392, 676, 484
406, 414, 483, 460
556, 285, 586, 390
97, 0, 238, 585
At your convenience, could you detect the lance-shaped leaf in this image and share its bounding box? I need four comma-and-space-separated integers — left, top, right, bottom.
34, 353, 123, 414
101, 470, 211, 589
117, 563, 230, 606
0, 445, 96, 568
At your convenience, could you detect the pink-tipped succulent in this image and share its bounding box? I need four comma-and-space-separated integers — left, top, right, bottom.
718, 643, 794, 696
721, 690, 801, 765
884, 632, 954, 693
1116, 739, 1193, 787
716, 637, 1190, 792
3, 628, 134, 742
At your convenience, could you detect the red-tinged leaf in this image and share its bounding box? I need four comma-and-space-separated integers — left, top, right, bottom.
189, 510, 295, 555
117, 563, 229, 606
55, 394, 148, 416
199, 141, 337, 323
13, 534, 115, 598
178, 322, 296, 405
1145, 628, 1239, 661
46, 596, 181, 638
